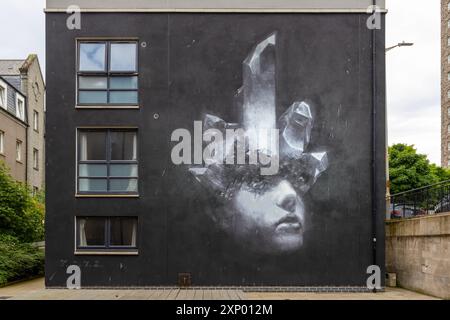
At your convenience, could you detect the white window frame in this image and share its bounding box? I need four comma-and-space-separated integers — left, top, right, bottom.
33, 148, 39, 170
16, 140, 22, 162
0, 131, 4, 154
33, 110, 39, 131
15, 94, 25, 121
0, 79, 7, 110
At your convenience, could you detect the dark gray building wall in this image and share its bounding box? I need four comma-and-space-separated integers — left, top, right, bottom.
45, 12, 386, 287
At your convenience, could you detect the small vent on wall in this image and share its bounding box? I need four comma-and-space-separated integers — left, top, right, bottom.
178, 273, 192, 287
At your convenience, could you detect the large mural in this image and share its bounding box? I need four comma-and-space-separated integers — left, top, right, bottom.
186, 32, 328, 254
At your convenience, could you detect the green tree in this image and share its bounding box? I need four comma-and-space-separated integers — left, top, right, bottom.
0, 162, 44, 242
389, 144, 439, 195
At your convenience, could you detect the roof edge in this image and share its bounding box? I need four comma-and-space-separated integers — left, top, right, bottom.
46, 0, 386, 12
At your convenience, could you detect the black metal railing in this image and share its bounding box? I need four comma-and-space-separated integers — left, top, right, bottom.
388, 180, 450, 219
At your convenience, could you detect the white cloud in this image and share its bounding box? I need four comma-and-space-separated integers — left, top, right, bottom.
0, 0, 46, 70
386, 0, 441, 165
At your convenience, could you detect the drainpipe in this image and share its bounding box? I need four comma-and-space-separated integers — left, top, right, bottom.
370, 0, 378, 291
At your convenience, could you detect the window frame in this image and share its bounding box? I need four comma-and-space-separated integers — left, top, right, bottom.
76, 40, 139, 107
0, 79, 7, 110
33, 148, 39, 170
33, 110, 39, 132
75, 216, 139, 251
16, 140, 22, 162
76, 128, 139, 196
15, 94, 25, 121
0, 131, 4, 155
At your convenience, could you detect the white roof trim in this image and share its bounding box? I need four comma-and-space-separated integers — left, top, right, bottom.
46, 0, 386, 12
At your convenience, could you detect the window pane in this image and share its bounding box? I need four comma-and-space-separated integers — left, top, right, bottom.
79, 131, 106, 160
110, 43, 137, 72
109, 179, 138, 192
79, 43, 106, 71
110, 218, 137, 247
110, 76, 138, 89
79, 76, 108, 89
109, 91, 138, 104
110, 131, 137, 160
78, 217, 106, 247
79, 179, 108, 192
110, 164, 138, 177
79, 164, 107, 177
79, 91, 108, 104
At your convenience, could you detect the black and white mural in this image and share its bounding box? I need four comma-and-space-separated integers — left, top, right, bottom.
182, 33, 328, 254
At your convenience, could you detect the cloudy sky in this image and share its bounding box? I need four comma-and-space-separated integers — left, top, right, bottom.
0, 0, 441, 164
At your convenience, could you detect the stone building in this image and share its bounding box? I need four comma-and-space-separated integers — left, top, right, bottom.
0, 55, 45, 191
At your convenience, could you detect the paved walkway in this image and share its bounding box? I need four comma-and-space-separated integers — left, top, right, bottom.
0, 278, 439, 300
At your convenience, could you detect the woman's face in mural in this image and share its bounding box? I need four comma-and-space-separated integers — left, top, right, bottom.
231, 179, 305, 253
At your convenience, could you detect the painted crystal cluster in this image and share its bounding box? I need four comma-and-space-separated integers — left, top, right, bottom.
189, 32, 328, 198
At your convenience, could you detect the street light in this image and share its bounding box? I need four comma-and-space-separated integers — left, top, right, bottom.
385, 40, 414, 219
386, 41, 414, 52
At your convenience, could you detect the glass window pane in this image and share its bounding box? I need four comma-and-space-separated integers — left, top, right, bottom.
79, 164, 107, 177
110, 76, 138, 89
79, 179, 108, 192
79, 131, 106, 160
79, 43, 106, 71
79, 91, 108, 104
109, 179, 138, 192
109, 91, 138, 104
110, 218, 137, 247
78, 217, 106, 247
110, 164, 138, 177
110, 43, 137, 72
110, 131, 137, 160
79, 77, 107, 89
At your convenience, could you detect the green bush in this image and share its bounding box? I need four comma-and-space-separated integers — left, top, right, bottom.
0, 162, 44, 242
0, 234, 44, 286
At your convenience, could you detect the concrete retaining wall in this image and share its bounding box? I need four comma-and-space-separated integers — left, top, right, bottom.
386, 213, 450, 299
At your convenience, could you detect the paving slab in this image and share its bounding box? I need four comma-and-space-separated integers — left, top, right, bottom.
0, 278, 440, 300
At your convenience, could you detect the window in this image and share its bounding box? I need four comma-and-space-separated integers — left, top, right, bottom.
76, 217, 138, 250
77, 41, 138, 106
77, 129, 138, 194
448, 90, 450, 100
448, 124, 450, 133
448, 20, 450, 29
0, 131, 4, 154
448, 142, 450, 151
448, 107, 450, 117
33, 110, 39, 131
33, 148, 39, 170
0, 79, 7, 109
448, 37, 450, 47
448, 55, 450, 64
15, 95, 25, 121
16, 140, 22, 162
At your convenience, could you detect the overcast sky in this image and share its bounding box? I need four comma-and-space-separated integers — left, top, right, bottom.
0, 0, 441, 164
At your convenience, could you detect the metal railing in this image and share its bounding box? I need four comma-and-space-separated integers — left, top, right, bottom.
388, 180, 450, 219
